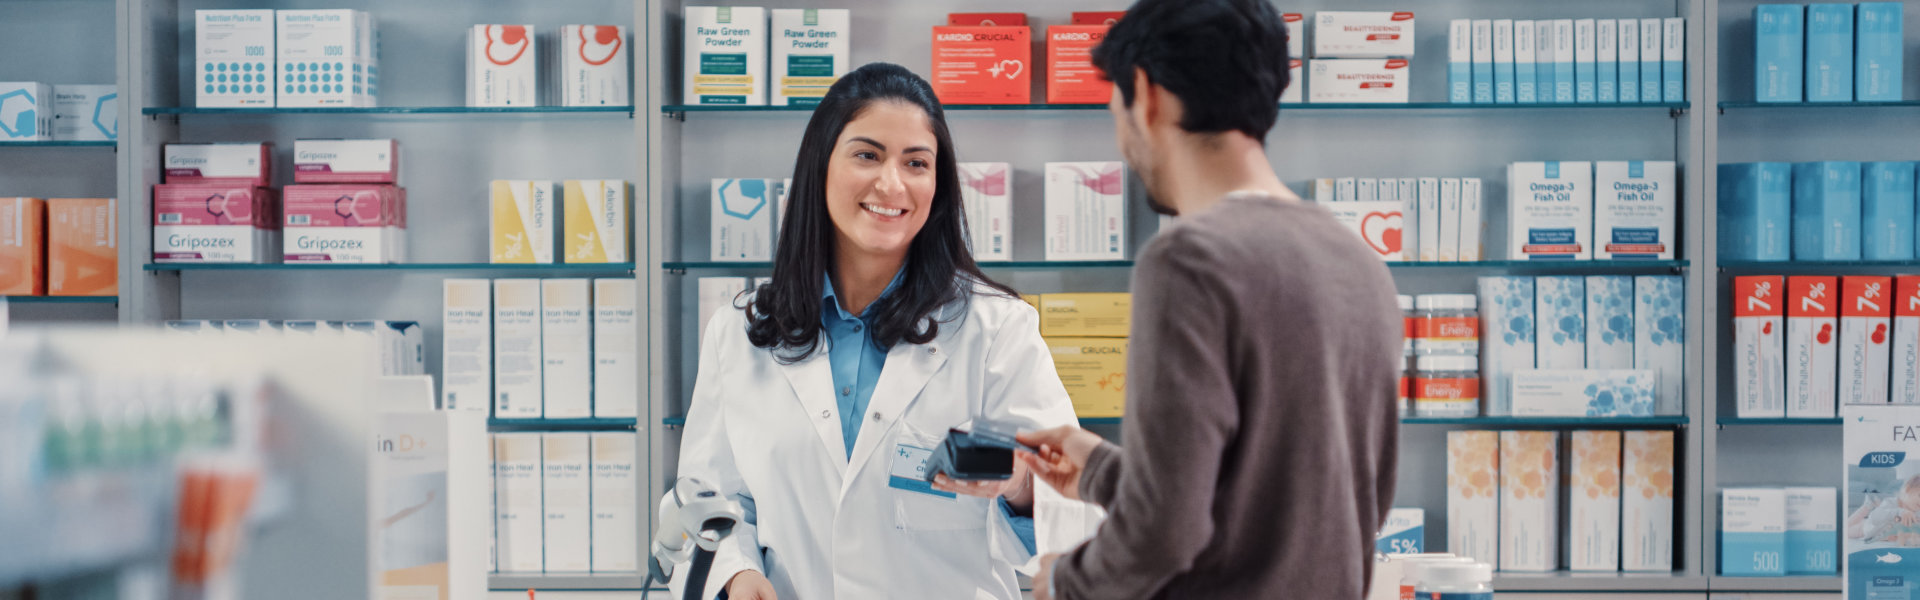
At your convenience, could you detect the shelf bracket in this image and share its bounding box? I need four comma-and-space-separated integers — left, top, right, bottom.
666, 111, 687, 122
1669, 107, 1687, 119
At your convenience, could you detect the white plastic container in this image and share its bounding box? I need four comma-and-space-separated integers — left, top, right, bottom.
1400, 556, 1474, 600
1417, 561, 1494, 599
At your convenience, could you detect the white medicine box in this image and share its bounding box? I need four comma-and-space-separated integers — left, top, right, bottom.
0, 82, 54, 142
52, 85, 117, 142
1044, 162, 1127, 261
1313, 12, 1417, 58
711, 179, 776, 262
278, 10, 376, 108
1507, 161, 1594, 260
470, 25, 539, 107
559, 25, 630, 107
195, 10, 275, 108
1308, 59, 1411, 103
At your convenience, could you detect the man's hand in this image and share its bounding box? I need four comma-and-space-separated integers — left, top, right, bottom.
725, 570, 776, 600
931, 456, 1036, 513
1015, 426, 1104, 502
1032, 553, 1064, 600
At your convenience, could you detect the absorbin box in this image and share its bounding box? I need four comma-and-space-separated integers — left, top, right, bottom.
492, 180, 558, 264
563, 180, 631, 263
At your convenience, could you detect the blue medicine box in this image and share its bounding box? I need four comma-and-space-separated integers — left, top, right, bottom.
1792, 161, 1863, 260
1862, 162, 1916, 260
1720, 162, 1794, 262
1855, 3, 1904, 101
1806, 4, 1855, 102
1755, 5, 1805, 103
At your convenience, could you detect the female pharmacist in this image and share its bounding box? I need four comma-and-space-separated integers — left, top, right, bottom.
669, 62, 1087, 600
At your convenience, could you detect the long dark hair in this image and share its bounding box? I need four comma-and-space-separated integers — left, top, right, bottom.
745, 62, 1016, 363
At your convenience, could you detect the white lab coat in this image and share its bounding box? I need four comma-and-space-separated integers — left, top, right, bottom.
670, 289, 1080, 600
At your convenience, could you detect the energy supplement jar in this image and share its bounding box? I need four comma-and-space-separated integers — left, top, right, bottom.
1415, 561, 1493, 600
1414, 294, 1480, 356
1413, 355, 1480, 417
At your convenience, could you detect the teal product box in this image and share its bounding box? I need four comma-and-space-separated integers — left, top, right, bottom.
1376, 508, 1425, 554
1863, 162, 1917, 260
1450, 20, 1473, 104
1662, 18, 1685, 102
1806, 4, 1854, 102
1844, 406, 1920, 599
1618, 19, 1641, 103
1792, 161, 1863, 261
1536, 21, 1557, 103
1785, 487, 1838, 575
1856, 3, 1904, 101
1516, 20, 1538, 103
1755, 5, 1806, 103
1719, 162, 1794, 262
1640, 18, 1663, 103
1473, 20, 1494, 104
1597, 19, 1618, 102
1478, 276, 1537, 416
1575, 19, 1597, 103
1554, 19, 1576, 102
1634, 275, 1685, 415
1722, 488, 1789, 576
1494, 20, 1516, 104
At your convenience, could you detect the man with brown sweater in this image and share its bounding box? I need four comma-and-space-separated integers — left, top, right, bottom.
1016, 0, 1403, 598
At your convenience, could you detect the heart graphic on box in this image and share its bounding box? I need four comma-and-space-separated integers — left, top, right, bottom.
991, 59, 1024, 80
1360, 211, 1403, 257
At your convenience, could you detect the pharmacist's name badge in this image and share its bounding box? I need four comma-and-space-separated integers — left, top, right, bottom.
889, 444, 955, 499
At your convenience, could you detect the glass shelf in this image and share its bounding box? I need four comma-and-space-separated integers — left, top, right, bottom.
1492, 571, 1705, 593
1716, 417, 1843, 426
1708, 575, 1840, 591
664, 259, 1687, 272
489, 573, 648, 591
1721, 259, 1920, 272
1721, 100, 1920, 110
2, 296, 117, 304
0, 140, 115, 147
1402, 416, 1689, 427
665, 102, 1689, 114
146, 262, 636, 273
142, 105, 632, 116
488, 418, 638, 432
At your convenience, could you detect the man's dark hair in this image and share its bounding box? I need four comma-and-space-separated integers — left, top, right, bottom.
1093, 0, 1292, 141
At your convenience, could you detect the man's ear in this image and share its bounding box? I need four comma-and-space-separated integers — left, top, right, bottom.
1130, 68, 1155, 130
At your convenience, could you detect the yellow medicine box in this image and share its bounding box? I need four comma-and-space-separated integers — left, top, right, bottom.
1046, 337, 1127, 418
1040, 293, 1130, 337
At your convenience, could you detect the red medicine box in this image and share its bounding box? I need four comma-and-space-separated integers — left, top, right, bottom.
1047, 24, 1112, 104
932, 24, 1032, 105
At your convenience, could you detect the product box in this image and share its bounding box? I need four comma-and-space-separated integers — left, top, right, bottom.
442, 279, 492, 412
1338, 177, 1358, 202
283, 184, 403, 263
492, 180, 558, 264
1044, 162, 1126, 261
1511, 369, 1657, 417
1319, 200, 1405, 261
1793, 161, 1864, 261
1047, 24, 1110, 104
1636, 275, 1686, 415
563, 180, 631, 263
1553, 20, 1575, 103
1040, 293, 1130, 338
1618, 19, 1640, 103
1478, 277, 1536, 416
1515, 20, 1538, 103
470, 25, 538, 107
1623, 430, 1675, 571
341, 321, 424, 376
293, 139, 396, 184
769, 10, 847, 107
1313, 11, 1416, 58
221, 319, 283, 340
163, 142, 272, 187
163, 320, 225, 337
1046, 337, 1127, 418
1535, 275, 1587, 369
371, 411, 488, 600
685, 7, 767, 105
1282, 59, 1303, 104
1594, 160, 1678, 260
1661, 18, 1685, 102
0, 198, 44, 296
278, 10, 374, 108
541, 279, 592, 419
494, 279, 544, 419
1309, 59, 1411, 103
494, 433, 542, 572
1587, 275, 1635, 369
1447, 430, 1500, 564
1807, 5, 1854, 103
948, 13, 1024, 26
194, 11, 274, 108
1508, 161, 1593, 260
1719, 162, 1794, 261
1861, 162, 1916, 261
152, 185, 278, 263
1358, 178, 1378, 203
1640, 18, 1663, 103
1755, 5, 1806, 103
1471, 20, 1493, 104
541, 433, 590, 573
711, 178, 776, 261
1398, 178, 1419, 261
1570, 430, 1623, 571
1788, 277, 1841, 418
1449, 20, 1472, 104
1500, 430, 1560, 572
1596, 19, 1618, 103
959, 163, 1011, 261
1281, 12, 1304, 57
1460, 178, 1484, 261
1536, 21, 1557, 103
1574, 19, 1597, 103
1896, 277, 1920, 405
51, 85, 116, 142
697, 277, 747, 350
1845, 406, 1920, 597
593, 279, 638, 418
45, 198, 116, 296
1855, 3, 1904, 101
591, 433, 638, 572
1735, 276, 1787, 418
1494, 20, 1515, 104
1439, 178, 1462, 262
1074, 11, 1124, 26
932, 23, 1031, 105
1418, 177, 1441, 261
282, 320, 341, 338
1723, 488, 1790, 576
1785, 486, 1838, 575
1377, 508, 1425, 554
1841, 276, 1895, 405
560, 25, 630, 107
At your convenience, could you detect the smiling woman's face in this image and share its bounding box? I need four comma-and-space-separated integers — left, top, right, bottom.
824, 100, 939, 265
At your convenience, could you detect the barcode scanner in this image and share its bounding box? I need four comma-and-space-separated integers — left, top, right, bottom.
923, 424, 1025, 482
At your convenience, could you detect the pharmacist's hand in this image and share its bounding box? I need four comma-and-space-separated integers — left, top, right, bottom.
725, 570, 776, 600
1016, 426, 1103, 502
932, 459, 1035, 512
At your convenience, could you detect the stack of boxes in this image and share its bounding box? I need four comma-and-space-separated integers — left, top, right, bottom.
1313, 175, 1481, 262
1509, 161, 1678, 262
1720, 486, 1838, 576
489, 180, 632, 264
468, 24, 632, 107
194, 9, 379, 109
1450, 17, 1685, 104
1754, 3, 1904, 103
0, 197, 118, 297
164, 319, 425, 376
1040, 293, 1130, 418
1734, 274, 1920, 414
1309, 12, 1416, 104
490, 432, 638, 574
685, 7, 849, 107
153, 139, 414, 265
0, 82, 116, 142
1476, 274, 1685, 417
440, 278, 639, 419
1448, 429, 1675, 572
1721, 161, 1918, 262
